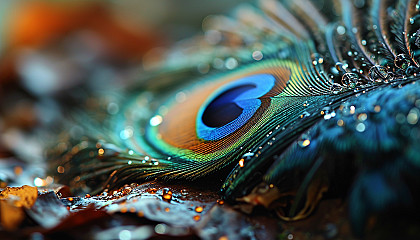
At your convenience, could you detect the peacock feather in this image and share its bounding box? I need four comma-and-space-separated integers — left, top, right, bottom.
49, 0, 420, 236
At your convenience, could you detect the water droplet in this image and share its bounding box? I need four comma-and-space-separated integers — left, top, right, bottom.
98, 148, 105, 156
195, 206, 204, 213
350, 106, 356, 114
107, 102, 119, 115
394, 54, 411, 70
361, 40, 367, 46
120, 126, 134, 139
197, 63, 210, 74
330, 83, 343, 94
355, 123, 366, 132
357, 113, 368, 121
311, 53, 324, 66
162, 188, 173, 202
415, 99, 420, 108
213, 58, 224, 69
300, 112, 311, 119
34, 177, 46, 187
57, 166, 65, 174
239, 158, 245, 167
252, 51, 263, 61
335, 62, 345, 72
407, 108, 420, 124
298, 134, 311, 147
155, 223, 167, 234
150, 115, 163, 126
368, 65, 388, 82
336, 25, 346, 35
410, 18, 415, 24
225, 57, 238, 69
242, 152, 254, 159
175, 92, 187, 103
341, 72, 359, 88
123, 186, 132, 195
119, 230, 131, 240
324, 110, 336, 120
406, 66, 418, 76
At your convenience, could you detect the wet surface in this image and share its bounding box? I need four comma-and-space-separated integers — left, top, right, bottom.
0, 181, 275, 239
0, 175, 362, 240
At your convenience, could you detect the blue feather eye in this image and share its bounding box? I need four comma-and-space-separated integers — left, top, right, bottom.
197, 74, 275, 140
143, 61, 301, 163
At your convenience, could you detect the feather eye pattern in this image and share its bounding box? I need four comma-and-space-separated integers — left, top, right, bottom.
50, 0, 420, 236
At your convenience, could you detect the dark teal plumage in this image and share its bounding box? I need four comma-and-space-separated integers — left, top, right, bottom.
254, 81, 420, 234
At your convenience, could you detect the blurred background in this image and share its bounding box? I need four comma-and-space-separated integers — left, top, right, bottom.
0, 0, 250, 186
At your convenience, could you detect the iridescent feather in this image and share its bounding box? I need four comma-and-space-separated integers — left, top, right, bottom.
49, 0, 420, 236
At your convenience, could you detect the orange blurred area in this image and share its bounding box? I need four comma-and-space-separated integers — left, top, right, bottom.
0, 0, 163, 86
6, 1, 161, 59
0, 1, 167, 155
